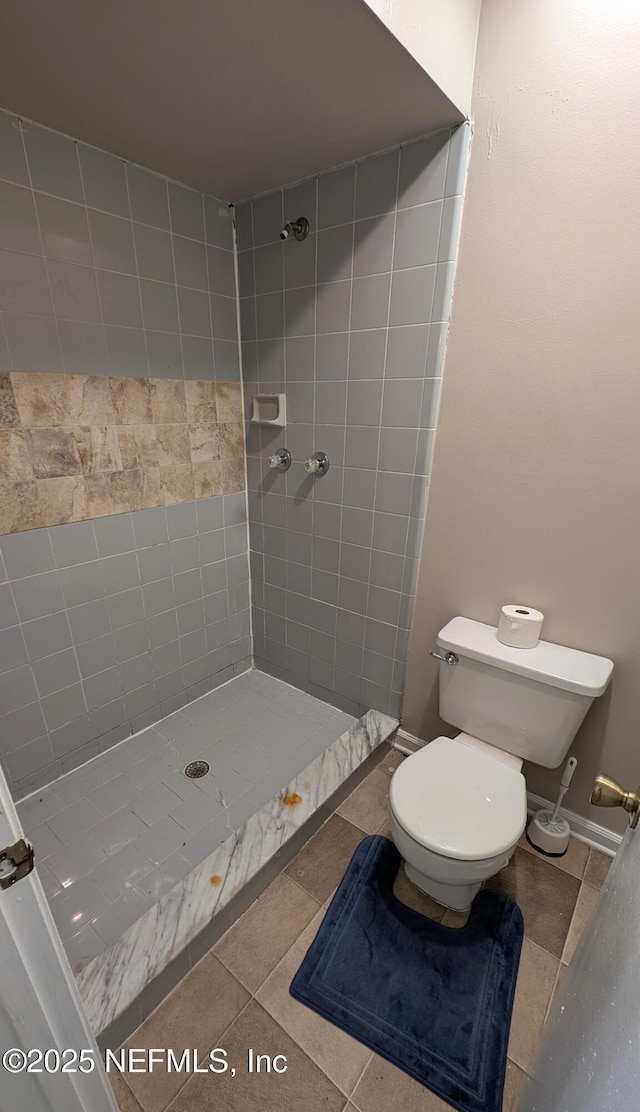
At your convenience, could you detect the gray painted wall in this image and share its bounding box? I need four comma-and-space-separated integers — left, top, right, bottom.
0, 110, 251, 797
237, 126, 468, 718
403, 0, 640, 832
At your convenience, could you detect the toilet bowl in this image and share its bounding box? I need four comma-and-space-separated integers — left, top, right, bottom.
389, 615, 613, 911
389, 734, 528, 911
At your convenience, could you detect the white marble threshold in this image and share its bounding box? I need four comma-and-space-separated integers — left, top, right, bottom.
78, 708, 398, 1035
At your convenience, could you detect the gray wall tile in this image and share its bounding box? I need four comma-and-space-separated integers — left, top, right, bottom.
399, 130, 450, 209
318, 164, 355, 229
174, 235, 208, 291
13, 571, 64, 622
49, 520, 98, 567
3, 313, 63, 372
0, 250, 53, 315
97, 270, 141, 327
89, 209, 136, 273
21, 121, 83, 202
389, 265, 437, 326
394, 202, 442, 270
240, 127, 464, 716
0, 109, 29, 185
204, 196, 233, 250
0, 491, 250, 795
58, 320, 109, 375
49, 259, 101, 322
79, 145, 129, 218
36, 194, 93, 265
127, 165, 169, 230
0, 109, 238, 386
355, 149, 399, 220
0, 584, 18, 630
134, 223, 175, 283
0, 624, 29, 672
168, 182, 204, 240
0, 180, 41, 254
32, 647, 81, 696
353, 214, 395, 277
1, 529, 55, 578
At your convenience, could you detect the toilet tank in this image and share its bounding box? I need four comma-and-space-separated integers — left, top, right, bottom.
435, 617, 613, 768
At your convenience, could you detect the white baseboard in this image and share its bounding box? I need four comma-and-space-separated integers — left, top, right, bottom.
395, 728, 423, 754
393, 731, 621, 857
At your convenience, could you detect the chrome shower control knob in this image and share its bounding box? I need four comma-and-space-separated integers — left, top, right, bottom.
268, 449, 291, 471
304, 452, 330, 475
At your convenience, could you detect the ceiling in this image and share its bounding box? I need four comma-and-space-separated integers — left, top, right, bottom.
0, 0, 463, 201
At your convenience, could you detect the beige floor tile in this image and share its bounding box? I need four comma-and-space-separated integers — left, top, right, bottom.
518, 831, 589, 881
284, 815, 365, 903
124, 954, 250, 1112
561, 881, 600, 965
503, 1059, 530, 1112
441, 906, 471, 927
256, 910, 371, 1096
352, 1054, 451, 1111
378, 748, 405, 775
508, 938, 558, 1074
337, 768, 391, 834
489, 847, 580, 958
377, 819, 392, 838
546, 960, 568, 1023
584, 847, 613, 889
110, 1073, 145, 1112
214, 874, 321, 992
166, 1000, 346, 1112
393, 864, 446, 920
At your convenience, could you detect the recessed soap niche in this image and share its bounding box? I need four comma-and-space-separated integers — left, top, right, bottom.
250, 393, 286, 427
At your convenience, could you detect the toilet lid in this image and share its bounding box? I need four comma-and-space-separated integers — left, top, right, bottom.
389, 736, 527, 861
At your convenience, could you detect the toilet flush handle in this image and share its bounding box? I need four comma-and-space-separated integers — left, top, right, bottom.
429, 650, 459, 665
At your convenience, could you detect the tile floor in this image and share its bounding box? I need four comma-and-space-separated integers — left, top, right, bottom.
108, 751, 611, 1112
18, 670, 355, 971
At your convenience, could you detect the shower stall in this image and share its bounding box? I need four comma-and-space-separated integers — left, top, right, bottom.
0, 0, 471, 1048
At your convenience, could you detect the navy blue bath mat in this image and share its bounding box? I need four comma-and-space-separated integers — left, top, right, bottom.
290, 835, 523, 1112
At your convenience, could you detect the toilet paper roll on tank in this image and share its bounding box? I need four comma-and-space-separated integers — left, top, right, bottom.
496, 605, 544, 649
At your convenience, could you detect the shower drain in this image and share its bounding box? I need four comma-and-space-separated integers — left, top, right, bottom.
184, 760, 210, 779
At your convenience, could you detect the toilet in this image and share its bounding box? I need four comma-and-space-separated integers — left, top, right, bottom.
390, 616, 613, 911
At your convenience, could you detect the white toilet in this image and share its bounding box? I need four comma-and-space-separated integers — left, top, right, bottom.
390, 616, 613, 911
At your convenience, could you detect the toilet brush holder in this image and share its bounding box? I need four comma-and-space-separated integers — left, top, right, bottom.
526, 810, 572, 856
526, 756, 577, 858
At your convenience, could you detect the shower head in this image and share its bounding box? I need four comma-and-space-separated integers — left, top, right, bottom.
280, 217, 309, 241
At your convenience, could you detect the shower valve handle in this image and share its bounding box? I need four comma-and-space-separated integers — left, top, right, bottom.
268, 449, 291, 471
304, 452, 330, 476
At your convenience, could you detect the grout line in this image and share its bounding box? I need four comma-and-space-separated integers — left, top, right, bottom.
229, 202, 255, 668
165, 177, 187, 383
16, 125, 94, 736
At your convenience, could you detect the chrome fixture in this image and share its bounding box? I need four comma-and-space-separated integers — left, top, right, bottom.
268, 448, 292, 471
429, 650, 459, 665
304, 451, 330, 475
0, 837, 35, 890
184, 760, 210, 779
280, 217, 309, 241
591, 773, 640, 828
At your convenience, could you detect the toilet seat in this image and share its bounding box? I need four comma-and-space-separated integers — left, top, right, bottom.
389, 735, 527, 862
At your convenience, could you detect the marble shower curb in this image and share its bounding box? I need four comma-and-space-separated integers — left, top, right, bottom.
78, 708, 398, 1037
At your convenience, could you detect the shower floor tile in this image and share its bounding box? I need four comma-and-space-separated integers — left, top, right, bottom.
17, 669, 355, 970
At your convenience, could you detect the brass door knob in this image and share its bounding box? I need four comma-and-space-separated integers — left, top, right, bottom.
591, 774, 640, 828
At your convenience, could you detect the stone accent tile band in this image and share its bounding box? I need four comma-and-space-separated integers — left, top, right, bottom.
0, 373, 244, 533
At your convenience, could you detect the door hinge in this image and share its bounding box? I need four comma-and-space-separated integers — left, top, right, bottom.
0, 838, 35, 890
